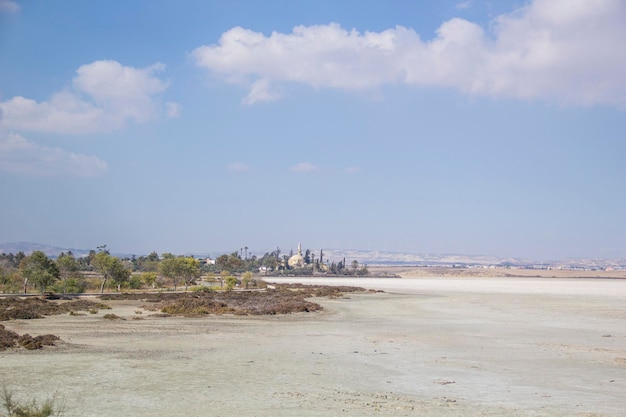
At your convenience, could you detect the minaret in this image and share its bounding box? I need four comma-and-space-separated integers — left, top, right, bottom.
298, 242, 302, 255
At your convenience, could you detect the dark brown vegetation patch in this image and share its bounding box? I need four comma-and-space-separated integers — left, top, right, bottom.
102, 313, 124, 320
17, 333, 60, 350
0, 324, 60, 351
131, 284, 366, 317
274, 283, 366, 298
0, 324, 19, 350
0, 297, 111, 321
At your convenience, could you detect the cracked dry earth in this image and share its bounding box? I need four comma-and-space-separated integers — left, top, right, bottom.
1, 278, 625, 417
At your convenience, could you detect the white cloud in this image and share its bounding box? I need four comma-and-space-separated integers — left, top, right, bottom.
0, 60, 169, 134
345, 166, 361, 173
291, 162, 319, 172
192, 0, 626, 108
0, 0, 19, 13
166, 102, 182, 118
227, 162, 250, 172
243, 78, 282, 106
0, 131, 107, 177
456, 1, 471, 10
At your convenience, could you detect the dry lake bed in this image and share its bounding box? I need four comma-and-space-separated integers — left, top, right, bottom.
2, 277, 625, 416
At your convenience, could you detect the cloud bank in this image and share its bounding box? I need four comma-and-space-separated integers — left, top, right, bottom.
0, 131, 107, 177
192, 0, 626, 108
0, 60, 174, 134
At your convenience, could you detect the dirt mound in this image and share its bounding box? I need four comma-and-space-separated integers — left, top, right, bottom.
0, 297, 111, 321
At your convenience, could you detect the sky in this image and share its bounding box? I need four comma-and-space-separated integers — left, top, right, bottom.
0, 0, 625, 261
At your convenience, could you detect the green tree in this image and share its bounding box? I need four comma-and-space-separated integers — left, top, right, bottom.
159, 256, 179, 291
55, 253, 80, 294
225, 276, 237, 291
159, 256, 199, 291
179, 257, 200, 291
92, 252, 131, 294
241, 271, 253, 288
0, 264, 10, 293
216, 252, 245, 272
20, 251, 60, 295
141, 271, 158, 289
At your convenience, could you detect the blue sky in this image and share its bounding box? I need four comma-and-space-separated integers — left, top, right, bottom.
1, 0, 625, 260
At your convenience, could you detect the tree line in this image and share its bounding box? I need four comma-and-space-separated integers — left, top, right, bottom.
0, 246, 368, 295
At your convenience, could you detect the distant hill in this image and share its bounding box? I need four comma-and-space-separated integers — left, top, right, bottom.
324, 249, 626, 270
322, 248, 526, 267
0, 242, 92, 258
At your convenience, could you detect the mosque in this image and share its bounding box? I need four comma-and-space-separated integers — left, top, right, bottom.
287, 242, 306, 268
286, 243, 329, 272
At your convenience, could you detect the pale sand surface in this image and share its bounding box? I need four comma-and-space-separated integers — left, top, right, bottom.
2, 277, 626, 416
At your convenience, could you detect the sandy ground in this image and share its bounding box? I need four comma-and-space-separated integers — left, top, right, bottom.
2, 277, 626, 417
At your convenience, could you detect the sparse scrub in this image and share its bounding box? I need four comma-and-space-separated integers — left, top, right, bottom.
0, 325, 59, 351
141, 284, 365, 316
0, 325, 18, 351
17, 334, 60, 350
1, 385, 65, 417
0, 298, 111, 322
192, 285, 214, 293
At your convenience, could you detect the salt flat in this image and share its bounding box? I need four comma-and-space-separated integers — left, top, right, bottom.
2, 277, 625, 416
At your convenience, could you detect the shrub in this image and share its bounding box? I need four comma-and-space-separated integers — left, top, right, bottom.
128, 275, 142, 290
191, 285, 213, 293
225, 276, 237, 291
17, 334, 60, 350
51, 277, 86, 294
1, 385, 65, 417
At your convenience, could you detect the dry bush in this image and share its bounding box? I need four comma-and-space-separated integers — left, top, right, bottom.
0, 324, 60, 351
139, 284, 364, 316
0, 324, 19, 351
17, 334, 60, 350
0, 298, 111, 322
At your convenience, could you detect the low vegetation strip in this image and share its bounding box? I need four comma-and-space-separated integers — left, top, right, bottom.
101, 284, 367, 316
0, 298, 111, 321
